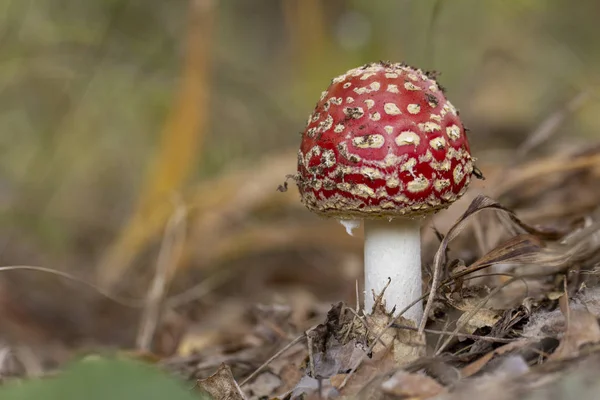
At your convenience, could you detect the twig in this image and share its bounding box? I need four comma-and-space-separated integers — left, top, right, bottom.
166, 268, 234, 308
434, 319, 451, 354
239, 334, 305, 387
136, 198, 188, 351
0, 265, 144, 307
342, 281, 361, 343
306, 329, 316, 378
517, 91, 590, 159
392, 323, 514, 343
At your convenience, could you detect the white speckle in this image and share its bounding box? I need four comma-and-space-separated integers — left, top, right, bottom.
418, 122, 441, 132
369, 112, 381, 121
419, 150, 433, 162
311, 112, 320, 123
385, 73, 399, 78
306, 127, 318, 138
407, 175, 430, 193
330, 97, 343, 105
386, 174, 400, 188
453, 164, 465, 184
334, 124, 345, 133
384, 125, 394, 134
321, 149, 336, 167
360, 72, 376, 80
429, 114, 441, 122
442, 191, 456, 201
395, 131, 420, 147
353, 183, 376, 198
343, 82, 352, 89
339, 219, 361, 236
304, 146, 322, 165
318, 114, 334, 132
346, 97, 355, 103
332, 74, 346, 84
369, 81, 380, 91
384, 103, 402, 115
364, 99, 375, 109
408, 73, 419, 81
320, 91, 328, 101
446, 124, 461, 141
360, 166, 384, 180
404, 82, 421, 91
431, 159, 451, 171
429, 136, 446, 150
407, 104, 421, 114
429, 84, 438, 92
352, 134, 385, 149
382, 153, 408, 167
447, 101, 458, 116
343, 106, 365, 119
401, 157, 417, 173
353, 87, 367, 95
386, 84, 399, 93
434, 179, 451, 192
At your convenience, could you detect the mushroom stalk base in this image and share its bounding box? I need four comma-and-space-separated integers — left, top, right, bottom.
363, 218, 423, 323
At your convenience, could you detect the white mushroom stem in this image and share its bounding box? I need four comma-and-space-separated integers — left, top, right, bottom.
363, 218, 423, 323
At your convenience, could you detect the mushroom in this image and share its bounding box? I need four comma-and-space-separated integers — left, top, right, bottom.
296, 61, 473, 323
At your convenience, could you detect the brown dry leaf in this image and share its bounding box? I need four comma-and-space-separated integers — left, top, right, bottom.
380, 370, 445, 399
366, 310, 426, 366
242, 371, 282, 400
197, 363, 246, 400
549, 307, 600, 361
333, 350, 396, 398
461, 339, 533, 378
456, 308, 502, 335
421, 194, 565, 332
447, 287, 503, 335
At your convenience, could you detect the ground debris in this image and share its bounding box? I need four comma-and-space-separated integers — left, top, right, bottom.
196, 364, 246, 400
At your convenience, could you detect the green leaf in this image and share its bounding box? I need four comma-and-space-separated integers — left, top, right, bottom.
0, 356, 209, 400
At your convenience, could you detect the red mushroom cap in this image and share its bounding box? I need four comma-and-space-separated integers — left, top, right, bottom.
297, 61, 473, 219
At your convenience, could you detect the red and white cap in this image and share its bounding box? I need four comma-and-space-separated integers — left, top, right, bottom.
297, 61, 473, 220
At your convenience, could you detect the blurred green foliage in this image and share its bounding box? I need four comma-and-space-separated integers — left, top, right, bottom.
0, 357, 207, 400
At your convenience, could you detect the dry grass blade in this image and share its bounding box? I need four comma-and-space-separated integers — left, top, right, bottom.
451, 234, 547, 280
419, 195, 520, 333
0, 265, 144, 308
136, 199, 188, 352
419, 195, 562, 334
98, 0, 216, 289
492, 152, 600, 198
239, 334, 305, 387
516, 91, 591, 159
391, 324, 514, 343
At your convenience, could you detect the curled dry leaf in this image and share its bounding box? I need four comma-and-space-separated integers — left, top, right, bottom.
549, 305, 600, 361
196, 363, 246, 400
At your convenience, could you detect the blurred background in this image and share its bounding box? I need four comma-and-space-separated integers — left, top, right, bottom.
0, 0, 599, 375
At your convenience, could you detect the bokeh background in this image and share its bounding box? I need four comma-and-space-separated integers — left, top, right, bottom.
0, 0, 599, 371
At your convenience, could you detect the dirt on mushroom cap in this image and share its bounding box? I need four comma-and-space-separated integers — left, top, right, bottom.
296, 61, 473, 220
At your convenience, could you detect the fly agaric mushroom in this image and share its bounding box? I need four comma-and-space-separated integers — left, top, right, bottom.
296, 61, 473, 323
